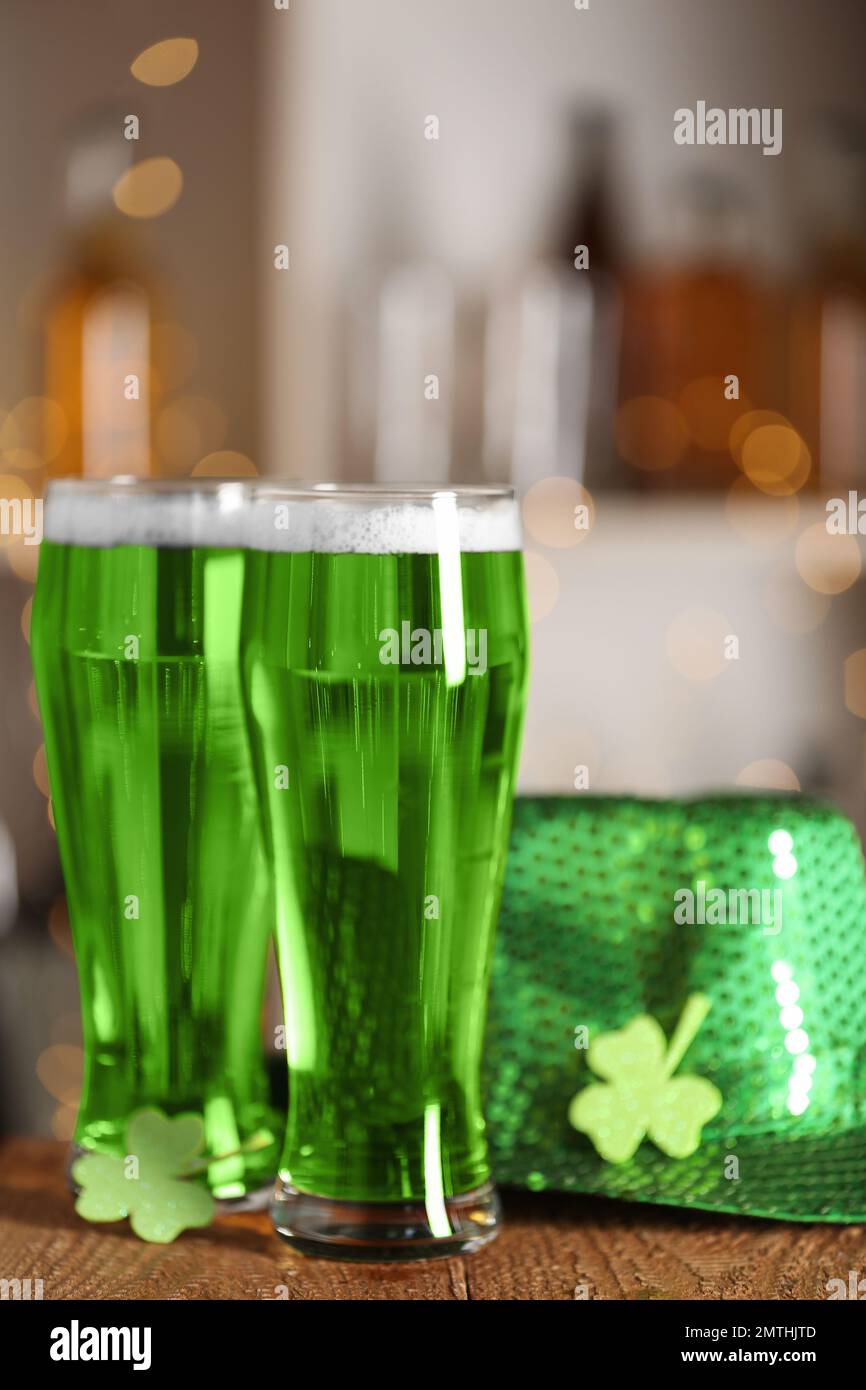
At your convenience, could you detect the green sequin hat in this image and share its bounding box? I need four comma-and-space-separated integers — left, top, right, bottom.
485, 795, 866, 1222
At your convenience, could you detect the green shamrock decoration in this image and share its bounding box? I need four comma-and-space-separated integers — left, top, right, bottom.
568, 994, 722, 1164
72, 1108, 215, 1243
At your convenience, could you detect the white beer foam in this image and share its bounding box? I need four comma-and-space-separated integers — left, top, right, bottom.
44, 484, 522, 553
44, 486, 251, 550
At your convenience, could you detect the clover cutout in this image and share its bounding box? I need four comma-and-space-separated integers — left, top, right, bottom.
568, 994, 722, 1164
72, 1108, 215, 1243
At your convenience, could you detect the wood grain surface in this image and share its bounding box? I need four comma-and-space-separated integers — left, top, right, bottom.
0, 1138, 860, 1300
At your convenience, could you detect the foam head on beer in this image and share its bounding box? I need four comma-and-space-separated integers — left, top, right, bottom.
43, 480, 522, 553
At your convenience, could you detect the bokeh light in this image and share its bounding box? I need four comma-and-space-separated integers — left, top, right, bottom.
32, 744, 50, 797
786, 1013, 815, 1116
784, 1028, 810, 1056
522, 475, 594, 548
736, 759, 801, 791
48, 897, 73, 958
192, 450, 258, 478
131, 37, 200, 87
780, 1004, 804, 1029
729, 410, 790, 466
36, 1044, 83, 1104
51, 1106, 78, 1142
523, 549, 560, 623
795, 523, 861, 595
741, 424, 811, 495
771, 828, 798, 878
3, 448, 43, 474
113, 157, 184, 219
775, 979, 800, 1008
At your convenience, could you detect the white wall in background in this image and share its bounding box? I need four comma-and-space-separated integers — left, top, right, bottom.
519, 499, 866, 841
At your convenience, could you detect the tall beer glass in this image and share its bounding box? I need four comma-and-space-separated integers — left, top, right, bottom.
242, 485, 529, 1258
32, 479, 279, 1204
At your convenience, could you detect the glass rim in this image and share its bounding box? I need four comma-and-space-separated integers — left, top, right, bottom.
44, 477, 516, 505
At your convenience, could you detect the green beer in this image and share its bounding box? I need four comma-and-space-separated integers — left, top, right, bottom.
242, 486, 529, 1257
32, 480, 279, 1202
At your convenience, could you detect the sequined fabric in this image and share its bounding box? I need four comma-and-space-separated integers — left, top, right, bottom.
485, 795, 866, 1221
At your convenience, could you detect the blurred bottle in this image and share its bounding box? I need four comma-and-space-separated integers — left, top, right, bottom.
484, 109, 623, 491
556, 108, 620, 278
345, 262, 456, 484
788, 112, 866, 492
617, 174, 786, 491
42, 111, 162, 480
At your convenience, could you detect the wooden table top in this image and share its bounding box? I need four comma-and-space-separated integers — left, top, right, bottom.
0, 1137, 857, 1300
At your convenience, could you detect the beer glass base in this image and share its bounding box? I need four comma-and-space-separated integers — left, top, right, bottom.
213, 1182, 274, 1213
271, 1179, 501, 1262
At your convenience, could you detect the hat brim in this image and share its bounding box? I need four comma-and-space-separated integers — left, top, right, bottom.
492, 1124, 866, 1222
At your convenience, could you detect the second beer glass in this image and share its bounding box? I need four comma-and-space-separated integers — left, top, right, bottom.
242, 485, 529, 1259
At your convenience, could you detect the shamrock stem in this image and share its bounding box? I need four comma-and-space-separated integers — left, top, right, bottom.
663, 993, 711, 1077
180, 1130, 276, 1177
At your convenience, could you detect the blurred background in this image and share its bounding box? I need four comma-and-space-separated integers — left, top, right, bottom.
2, 0, 866, 1136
